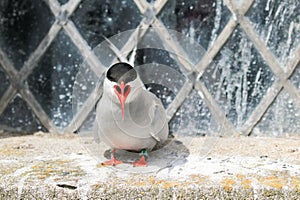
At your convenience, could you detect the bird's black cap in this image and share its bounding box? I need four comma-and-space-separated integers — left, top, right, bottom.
107, 62, 137, 83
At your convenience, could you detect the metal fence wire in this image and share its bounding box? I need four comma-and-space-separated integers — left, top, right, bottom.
0, 0, 299, 137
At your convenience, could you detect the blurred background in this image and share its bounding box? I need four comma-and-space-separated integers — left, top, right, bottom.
0, 0, 299, 137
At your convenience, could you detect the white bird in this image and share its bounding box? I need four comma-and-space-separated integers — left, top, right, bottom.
94, 62, 169, 166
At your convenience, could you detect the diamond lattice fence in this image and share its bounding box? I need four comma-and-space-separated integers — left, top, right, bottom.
0, 0, 299, 136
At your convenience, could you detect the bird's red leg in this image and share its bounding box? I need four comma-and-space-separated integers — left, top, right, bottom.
133, 149, 148, 167
101, 149, 123, 166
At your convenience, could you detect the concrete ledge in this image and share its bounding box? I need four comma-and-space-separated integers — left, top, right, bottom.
0, 133, 299, 199
1, 183, 299, 199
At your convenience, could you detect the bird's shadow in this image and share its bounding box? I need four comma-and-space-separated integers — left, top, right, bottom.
103, 135, 190, 174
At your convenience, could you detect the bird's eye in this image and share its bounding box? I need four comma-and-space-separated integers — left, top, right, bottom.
114, 85, 121, 94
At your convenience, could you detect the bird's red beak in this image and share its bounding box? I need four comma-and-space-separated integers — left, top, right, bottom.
114, 81, 131, 120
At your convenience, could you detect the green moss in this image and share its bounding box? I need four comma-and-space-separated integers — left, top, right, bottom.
0, 146, 25, 157
22, 159, 85, 182
0, 161, 27, 177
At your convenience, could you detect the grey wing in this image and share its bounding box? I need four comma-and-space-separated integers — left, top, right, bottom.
147, 94, 169, 143
93, 117, 101, 143
93, 103, 103, 144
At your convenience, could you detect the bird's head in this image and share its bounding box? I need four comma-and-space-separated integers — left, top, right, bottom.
104, 62, 141, 120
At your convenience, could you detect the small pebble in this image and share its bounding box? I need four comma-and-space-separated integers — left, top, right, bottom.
34, 131, 45, 137
260, 155, 268, 159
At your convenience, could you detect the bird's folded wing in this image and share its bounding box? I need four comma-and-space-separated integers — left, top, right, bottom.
93, 119, 101, 143
148, 100, 168, 142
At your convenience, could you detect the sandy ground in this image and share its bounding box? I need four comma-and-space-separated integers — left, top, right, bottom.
0, 132, 299, 199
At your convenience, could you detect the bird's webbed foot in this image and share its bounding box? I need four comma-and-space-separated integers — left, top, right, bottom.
133, 149, 148, 167
101, 149, 123, 166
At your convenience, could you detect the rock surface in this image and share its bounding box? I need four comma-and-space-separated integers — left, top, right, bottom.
0, 133, 299, 199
